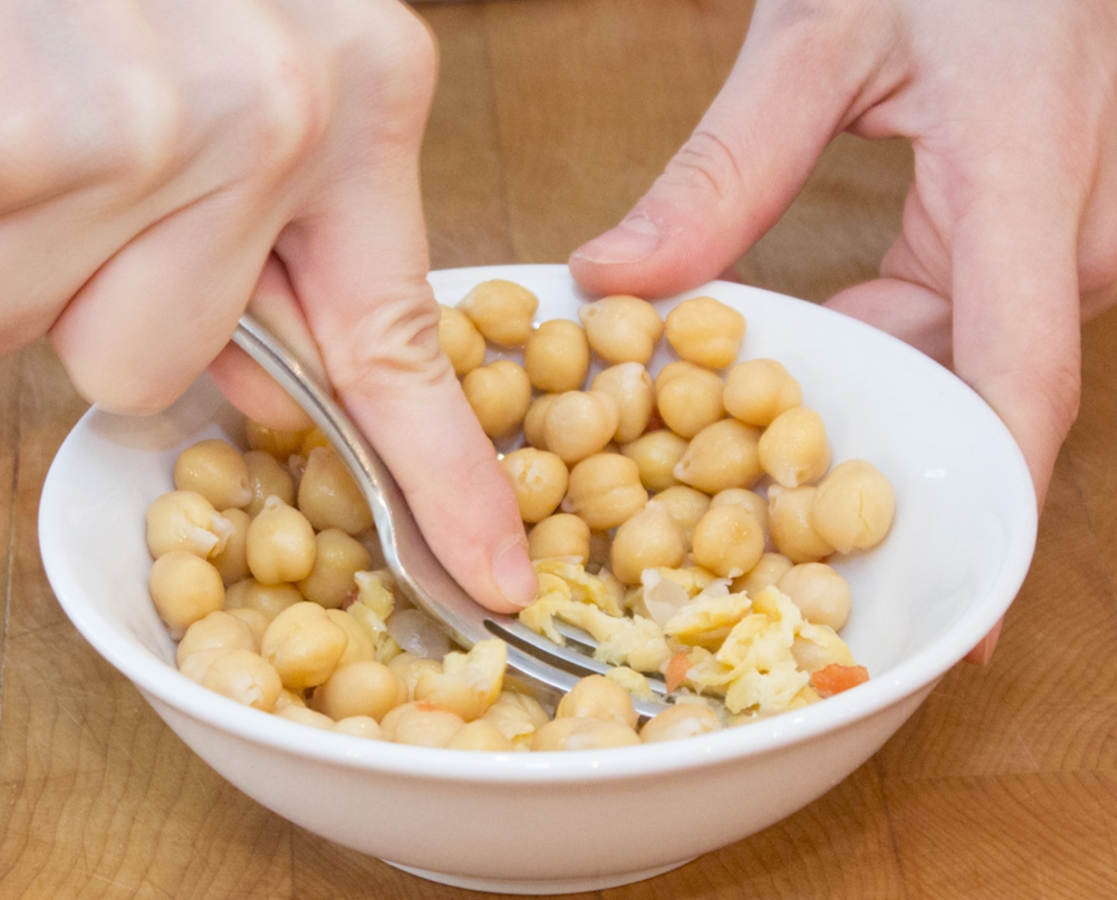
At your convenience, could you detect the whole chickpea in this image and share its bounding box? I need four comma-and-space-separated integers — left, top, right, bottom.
201, 649, 283, 712
555, 674, 639, 728
524, 319, 590, 392
311, 659, 409, 721
522, 393, 560, 449
173, 439, 252, 511
691, 504, 765, 578
260, 601, 349, 690
810, 459, 896, 554
296, 529, 373, 608
621, 429, 689, 492
297, 446, 374, 535
210, 507, 252, 585
640, 703, 723, 743
224, 578, 303, 620
462, 359, 533, 439
176, 610, 258, 667
542, 391, 620, 465
777, 562, 853, 631
243, 450, 295, 517
733, 552, 794, 597
245, 420, 307, 459
757, 406, 831, 489
577, 295, 664, 365
149, 550, 225, 639
654, 362, 725, 438
501, 448, 570, 523
561, 453, 648, 531
145, 490, 234, 560
446, 719, 516, 752
591, 362, 655, 444
527, 513, 591, 563
609, 503, 687, 585
651, 485, 712, 548
673, 419, 763, 494
380, 700, 466, 748
438, 304, 487, 377
710, 488, 769, 534
664, 296, 746, 369
723, 358, 802, 426
458, 279, 539, 348
245, 495, 317, 585
767, 485, 835, 563
531, 716, 641, 751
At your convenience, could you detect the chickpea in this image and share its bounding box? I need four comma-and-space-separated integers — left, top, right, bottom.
333, 716, 383, 740
577, 294, 664, 365
664, 296, 746, 369
758, 406, 831, 488
201, 649, 283, 712
810, 459, 896, 554
413, 639, 507, 721
555, 674, 638, 728
243, 450, 295, 517
523, 318, 590, 392
177, 647, 227, 684
767, 485, 835, 563
146, 490, 234, 560
528, 513, 591, 563
542, 391, 620, 465
245, 495, 317, 585
482, 691, 551, 749
710, 488, 769, 535
777, 562, 853, 631
561, 453, 648, 531
640, 703, 723, 743
458, 279, 539, 348
172, 439, 253, 511
149, 550, 225, 638
387, 652, 444, 699
654, 362, 725, 438
691, 505, 765, 578
438, 304, 487, 376
531, 716, 641, 751
673, 419, 763, 494
226, 607, 271, 647
274, 689, 307, 712
296, 529, 373, 608
462, 359, 533, 439
501, 448, 570, 523
609, 503, 687, 585
621, 429, 689, 492
245, 420, 307, 459
380, 701, 466, 748
651, 485, 711, 548
176, 610, 258, 667
297, 446, 374, 535
446, 719, 516, 752
298, 428, 331, 456
591, 362, 655, 444
733, 552, 794, 597
522, 393, 560, 449
276, 706, 336, 730
261, 601, 349, 690
224, 578, 303, 620
723, 358, 802, 426
311, 660, 408, 721
326, 609, 377, 667
210, 507, 251, 585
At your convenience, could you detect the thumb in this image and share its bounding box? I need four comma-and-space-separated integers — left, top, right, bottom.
569, 1, 897, 298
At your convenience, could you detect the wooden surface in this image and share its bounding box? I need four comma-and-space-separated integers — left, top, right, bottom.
2, 0, 1116, 897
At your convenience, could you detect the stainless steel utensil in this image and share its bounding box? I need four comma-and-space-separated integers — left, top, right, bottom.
232, 314, 669, 717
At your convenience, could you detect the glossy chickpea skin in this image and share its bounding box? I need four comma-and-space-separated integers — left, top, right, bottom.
723, 359, 803, 426
458, 279, 539, 348
522, 393, 559, 449
734, 552, 794, 596
210, 507, 251, 585
591, 362, 655, 444
758, 406, 831, 489
523, 318, 590, 392
224, 578, 303, 620
640, 703, 723, 743
577, 294, 664, 365
542, 390, 620, 465
654, 362, 725, 438
610, 502, 687, 585
149, 550, 225, 638
555, 675, 639, 728
664, 296, 746, 369
297, 446, 375, 535
561, 453, 648, 531
296, 529, 373, 608
145, 490, 234, 560
242, 450, 295, 517
173, 439, 253, 511
527, 513, 591, 563
691, 504, 766, 578
777, 562, 853, 631
325, 609, 377, 667
245, 421, 307, 459
810, 459, 896, 554
245, 495, 317, 585
260, 601, 349, 690
674, 418, 763, 495
767, 485, 836, 563
446, 719, 516, 752
500, 448, 570, 523
711, 488, 769, 534
651, 485, 711, 548
462, 359, 533, 439
621, 429, 688, 492
176, 610, 258, 667
438, 304, 487, 376
380, 701, 466, 748
531, 716, 641, 751
200, 648, 283, 712
311, 659, 408, 721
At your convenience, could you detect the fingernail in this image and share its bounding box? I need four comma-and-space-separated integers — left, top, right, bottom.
571, 213, 661, 264
492, 537, 537, 609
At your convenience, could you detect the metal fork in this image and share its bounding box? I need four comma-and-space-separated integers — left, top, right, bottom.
232, 314, 669, 718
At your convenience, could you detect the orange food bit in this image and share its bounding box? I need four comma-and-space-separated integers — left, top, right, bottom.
664, 651, 691, 694
810, 664, 869, 697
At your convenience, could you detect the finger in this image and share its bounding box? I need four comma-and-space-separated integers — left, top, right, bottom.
962, 618, 1003, 666
569, 2, 900, 298
276, 12, 536, 614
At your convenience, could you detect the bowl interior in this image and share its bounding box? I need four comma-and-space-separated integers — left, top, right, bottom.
39, 263, 1037, 767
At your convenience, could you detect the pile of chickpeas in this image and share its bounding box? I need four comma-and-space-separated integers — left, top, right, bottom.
444, 281, 895, 644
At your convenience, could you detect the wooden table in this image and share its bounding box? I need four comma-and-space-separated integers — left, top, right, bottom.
3, 1, 1116, 897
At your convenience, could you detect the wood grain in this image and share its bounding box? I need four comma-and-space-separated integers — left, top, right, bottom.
1, 0, 1115, 897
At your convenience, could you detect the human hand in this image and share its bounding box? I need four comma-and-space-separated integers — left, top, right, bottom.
3, 0, 536, 613
570, 0, 1117, 661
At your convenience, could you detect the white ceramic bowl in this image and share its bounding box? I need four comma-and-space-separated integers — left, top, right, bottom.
40, 264, 1037, 894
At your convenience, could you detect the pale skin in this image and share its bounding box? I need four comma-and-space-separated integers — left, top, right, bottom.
5, 1, 1115, 658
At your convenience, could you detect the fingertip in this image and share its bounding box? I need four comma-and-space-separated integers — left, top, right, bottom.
489, 534, 538, 612
962, 618, 1003, 666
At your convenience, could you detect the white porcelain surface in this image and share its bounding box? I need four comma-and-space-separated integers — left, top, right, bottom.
39, 264, 1037, 893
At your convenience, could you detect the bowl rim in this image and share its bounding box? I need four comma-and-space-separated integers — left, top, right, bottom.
39, 264, 1038, 784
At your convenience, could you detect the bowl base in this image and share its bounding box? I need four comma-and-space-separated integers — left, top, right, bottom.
383, 857, 694, 895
